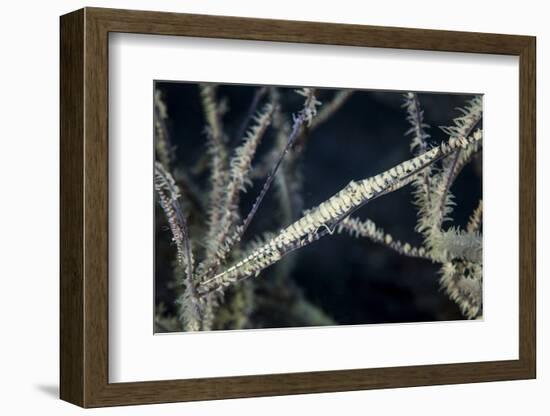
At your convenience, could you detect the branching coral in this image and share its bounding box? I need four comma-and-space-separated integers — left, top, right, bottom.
405, 93, 483, 318
154, 162, 202, 330
336, 217, 429, 259
200, 103, 275, 269
154, 84, 484, 331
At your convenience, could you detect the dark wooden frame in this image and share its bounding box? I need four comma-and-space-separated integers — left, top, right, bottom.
60, 7, 536, 408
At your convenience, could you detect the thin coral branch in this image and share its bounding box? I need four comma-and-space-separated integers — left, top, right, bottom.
430, 227, 482, 263
336, 217, 431, 259
240, 89, 320, 238
436, 130, 481, 231
200, 85, 230, 247
293, 89, 349, 155
295, 87, 322, 127
270, 91, 305, 219
439, 96, 483, 140
212, 280, 256, 329
154, 162, 202, 329
203, 128, 229, 240
263, 90, 303, 286
403, 92, 431, 155
436, 97, 482, 229
239, 115, 300, 236
440, 260, 482, 319
154, 162, 194, 278
154, 90, 174, 169
449, 132, 483, 184
403, 92, 433, 212
274, 168, 294, 224
198, 103, 275, 277
172, 167, 206, 215
413, 96, 482, 241
233, 86, 268, 145
310, 90, 353, 131
199, 84, 226, 147
467, 200, 483, 233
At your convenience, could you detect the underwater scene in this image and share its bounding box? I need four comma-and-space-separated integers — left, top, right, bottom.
153, 82, 483, 332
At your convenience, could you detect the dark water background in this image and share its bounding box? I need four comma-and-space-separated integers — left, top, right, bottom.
155, 81, 482, 327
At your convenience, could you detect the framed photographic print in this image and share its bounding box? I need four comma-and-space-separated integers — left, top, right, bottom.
60, 7, 536, 408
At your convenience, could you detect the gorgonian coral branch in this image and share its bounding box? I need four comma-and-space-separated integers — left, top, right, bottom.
239, 89, 321, 238
271, 91, 305, 220
336, 217, 430, 259
233, 86, 268, 145
440, 260, 482, 319
310, 90, 353, 130
203, 128, 229, 240
436, 97, 483, 228
417, 129, 482, 245
250, 88, 306, 222
403, 92, 431, 155
295, 87, 322, 127
154, 90, 174, 169
270, 98, 300, 224
403, 92, 434, 213
420, 132, 482, 266
200, 85, 230, 257
449, 135, 482, 184
439, 96, 483, 140
154, 162, 201, 330
430, 227, 482, 263
199, 84, 226, 147
467, 200, 483, 233
198, 103, 275, 276
414, 96, 482, 244
198, 133, 481, 295
154, 162, 194, 275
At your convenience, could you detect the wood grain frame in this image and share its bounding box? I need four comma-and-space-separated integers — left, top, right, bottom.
60, 7, 536, 408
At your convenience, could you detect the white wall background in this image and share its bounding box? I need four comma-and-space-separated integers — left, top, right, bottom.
0, 0, 545, 414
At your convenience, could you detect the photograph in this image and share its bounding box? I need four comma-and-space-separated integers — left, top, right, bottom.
153, 82, 483, 333
50, 3, 541, 409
